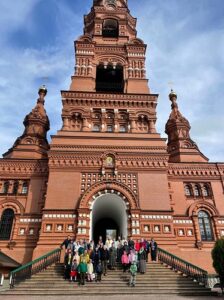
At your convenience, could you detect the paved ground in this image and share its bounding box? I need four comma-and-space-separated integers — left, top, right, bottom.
0, 295, 222, 300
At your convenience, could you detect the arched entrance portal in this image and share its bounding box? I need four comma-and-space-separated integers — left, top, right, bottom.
91, 193, 128, 244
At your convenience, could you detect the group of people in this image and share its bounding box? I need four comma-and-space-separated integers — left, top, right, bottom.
61, 235, 158, 287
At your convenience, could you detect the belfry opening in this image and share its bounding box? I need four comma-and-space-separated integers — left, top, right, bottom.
90, 192, 128, 244
96, 63, 124, 93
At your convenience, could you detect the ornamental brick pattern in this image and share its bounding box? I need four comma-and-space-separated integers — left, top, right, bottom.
0, 0, 223, 274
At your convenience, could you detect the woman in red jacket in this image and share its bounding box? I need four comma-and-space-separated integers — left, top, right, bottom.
135, 239, 141, 252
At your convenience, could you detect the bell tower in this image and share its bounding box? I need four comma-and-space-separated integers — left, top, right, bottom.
70, 0, 149, 94
35, 0, 171, 252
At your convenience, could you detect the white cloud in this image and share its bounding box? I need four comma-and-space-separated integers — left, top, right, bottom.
0, 0, 40, 41
134, 0, 224, 162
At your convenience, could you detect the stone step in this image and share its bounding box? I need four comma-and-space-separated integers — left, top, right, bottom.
44, 268, 176, 273
30, 274, 188, 279
51, 265, 168, 269
6, 286, 213, 291
22, 278, 195, 284
15, 284, 206, 290
2, 289, 215, 296
17, 279, 201, 285
3, 261, 214, 297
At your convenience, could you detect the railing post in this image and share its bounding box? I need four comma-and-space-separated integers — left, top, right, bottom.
171, 256, 175, 270
44, 255, 47, 270
9, 273, 14, 289
186, 263, 190, 277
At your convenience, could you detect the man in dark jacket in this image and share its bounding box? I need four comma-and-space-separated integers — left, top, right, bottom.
101, 245, 109, 276
61, 235, 71, 249
149, 238, 158, 262
128, 238, 135, 250
92, 246, 101, 272
122, 241, 130, 255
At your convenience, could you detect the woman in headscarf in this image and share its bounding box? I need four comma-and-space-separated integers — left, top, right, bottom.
138, 245, 147, 274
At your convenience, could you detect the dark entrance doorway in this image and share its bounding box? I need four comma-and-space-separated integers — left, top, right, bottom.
93, 218, 119, 244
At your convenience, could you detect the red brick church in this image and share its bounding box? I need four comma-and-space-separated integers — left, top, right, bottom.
0, 0, 223, 274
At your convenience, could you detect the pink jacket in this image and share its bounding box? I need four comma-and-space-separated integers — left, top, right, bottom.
121, 253, 129, 264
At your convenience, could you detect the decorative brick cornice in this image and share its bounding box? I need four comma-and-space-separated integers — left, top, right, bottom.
168, 163, 223, 178
48, 153, 168, 169
0, 159, 49, 176
61, 92, 158, 109
50, 145, 167, 152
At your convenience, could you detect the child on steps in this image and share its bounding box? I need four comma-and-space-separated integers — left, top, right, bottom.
129, 261, 137, 287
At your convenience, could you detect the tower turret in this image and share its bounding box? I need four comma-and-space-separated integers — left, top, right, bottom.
3, 86, 50, 159
70, 0, 149, 94
165, 90, 208, 163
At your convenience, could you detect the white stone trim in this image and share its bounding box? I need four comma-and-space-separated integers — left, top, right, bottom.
43, 214, 76, 219
20, 218, 42, 223
127, 53, 145, 57
173, 220, 193, 224
141, 215, 172, 220
76, 50, 94, 55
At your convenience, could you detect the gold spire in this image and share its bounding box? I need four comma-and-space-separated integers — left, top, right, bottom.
38, 85, 47, 96
169, 89, 177, 101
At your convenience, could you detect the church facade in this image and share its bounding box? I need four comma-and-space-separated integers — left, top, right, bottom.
0, 0, 223, 274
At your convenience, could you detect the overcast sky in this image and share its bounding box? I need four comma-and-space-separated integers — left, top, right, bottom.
0, 0, 223, 161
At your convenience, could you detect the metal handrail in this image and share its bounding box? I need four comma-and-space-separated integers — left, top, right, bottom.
157, 247, 208, 285
10, 248, 61, 288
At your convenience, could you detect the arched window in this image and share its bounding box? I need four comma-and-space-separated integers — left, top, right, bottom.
3, 181, 9, 194
202, 185, 210, 197
185, 185, 192, 196
21, 182, 28, 195
198, 211, 214, 241
0, 209, 14, 240
102, 19, 119, 38
194, 185, 201, 197
13, 181, 19, 195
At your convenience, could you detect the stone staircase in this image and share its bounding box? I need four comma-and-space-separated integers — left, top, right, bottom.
1, 262, 216, 296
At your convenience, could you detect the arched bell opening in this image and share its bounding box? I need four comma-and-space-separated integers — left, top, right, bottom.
102, 19, 119, 38
96, 63, 124, 93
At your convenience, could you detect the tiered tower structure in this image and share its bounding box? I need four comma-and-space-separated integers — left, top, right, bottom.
35, 0, 172, 254
0, 0, 224, 273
